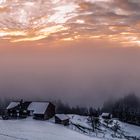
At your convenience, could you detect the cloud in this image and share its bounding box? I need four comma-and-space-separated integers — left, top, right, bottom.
0, 0, 139, 47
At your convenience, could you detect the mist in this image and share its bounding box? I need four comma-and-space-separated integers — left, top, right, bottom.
0, 42, 140, 107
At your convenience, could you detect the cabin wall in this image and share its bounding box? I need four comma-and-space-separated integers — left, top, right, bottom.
102, 114, 112, 119
55, 117, 69, 126
33, 114, 44, 120
7, 109, 29, 118
55, 117, 61, 124
45, 103, 55, 120
8, 109, 18, 118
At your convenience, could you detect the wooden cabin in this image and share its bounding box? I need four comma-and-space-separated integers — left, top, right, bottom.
101, 113, 112, 119
27, 102, 55, 120
55, 114, 70, 126
4, 100, 31, 119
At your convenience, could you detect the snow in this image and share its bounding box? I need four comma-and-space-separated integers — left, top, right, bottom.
6, 102, 19, 109
27, 102, 49, 114
120, 121, 140, 137
101, 113, 110, 117
69, 115, 92, 129
69, 115, 140, 140
0, 117, 99, 140
55, 114, 69, 120
0, 115, 139, 140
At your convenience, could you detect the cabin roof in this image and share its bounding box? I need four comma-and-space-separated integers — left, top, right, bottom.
27, 102, 49, 114
55, 114, 69, 121
6, 102, 20, 109
101, 113, 111, 117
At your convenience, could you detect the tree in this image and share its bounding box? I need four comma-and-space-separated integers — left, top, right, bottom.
112, 121, 120, 137
88, 108, 100, 132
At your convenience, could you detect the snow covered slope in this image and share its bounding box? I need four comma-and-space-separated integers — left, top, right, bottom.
120, 121, 140, 137
68, 115, 140, 140
0, 115, 139, 140
0, 117, 99, 140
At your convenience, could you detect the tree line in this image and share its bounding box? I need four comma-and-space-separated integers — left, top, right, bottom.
54, 100, 103, 117
0, 94, 139, 126
102, 93, 140, 126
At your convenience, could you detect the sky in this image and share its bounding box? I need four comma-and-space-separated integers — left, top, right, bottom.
0, 0, 140, 106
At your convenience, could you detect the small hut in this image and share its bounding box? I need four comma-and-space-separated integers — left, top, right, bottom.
101, 113, 112, 119
55, 114, 70, 126
27, 102, 55, 120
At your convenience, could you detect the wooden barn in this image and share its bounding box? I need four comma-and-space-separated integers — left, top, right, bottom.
101, 113, 112, 119
55, 114, 70, 126
27, 102, 55, 120
3, 100, 31, 119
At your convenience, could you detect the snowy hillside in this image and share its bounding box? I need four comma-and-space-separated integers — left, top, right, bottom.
0, 117, 99, 140
120, 121, 140, 138
0, 115, 139, 140
68, 115, 140, 140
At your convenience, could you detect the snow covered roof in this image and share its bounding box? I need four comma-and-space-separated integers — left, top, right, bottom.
6, 102, 20, 109
101, 113, 111, 117
27, 102, 50, 114
55, 114, 69, 120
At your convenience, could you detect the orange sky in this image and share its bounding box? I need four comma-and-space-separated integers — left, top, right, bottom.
0, 0, 140, 105
0, 0, 140, 47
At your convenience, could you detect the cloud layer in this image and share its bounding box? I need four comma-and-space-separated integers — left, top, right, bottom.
0, 0, 140, 46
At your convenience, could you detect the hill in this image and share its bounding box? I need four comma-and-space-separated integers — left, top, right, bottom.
0, 115, 139, 140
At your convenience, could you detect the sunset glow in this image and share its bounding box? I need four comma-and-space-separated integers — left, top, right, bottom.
0, 0, 140, 113
0, 0, 140, 47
